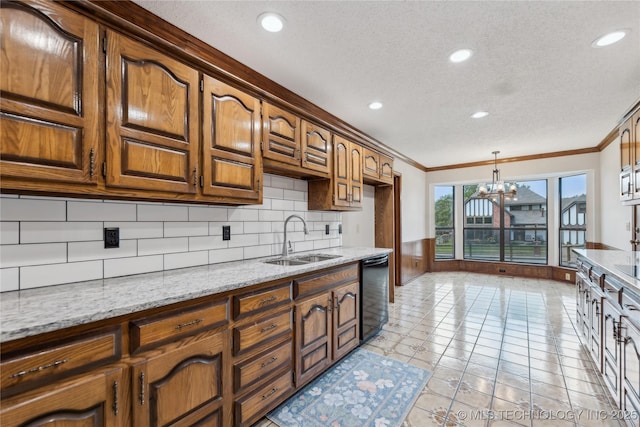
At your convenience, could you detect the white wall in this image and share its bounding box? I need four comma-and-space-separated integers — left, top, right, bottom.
427, 152, 604, 266
600, 139, 632, 250
394, 158, 429, 242
0, 174, 342, 292
341, 185, 375, 247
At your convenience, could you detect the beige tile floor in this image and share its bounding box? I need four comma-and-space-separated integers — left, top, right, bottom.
254, 272, 625, 427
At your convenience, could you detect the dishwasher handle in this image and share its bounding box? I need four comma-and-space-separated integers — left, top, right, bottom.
363, 255, 389, 267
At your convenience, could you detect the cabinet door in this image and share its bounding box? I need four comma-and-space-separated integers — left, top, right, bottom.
332, 282, 359, 361
622, 318, 640, 427
332, 136, 351, 207
349, 143, 363, 207
201, 76, 262, 202
379, 153, 394, 184
0, 365, 125, 427
262, 102, 301, 166
131, 331, 229, 427
105, 29, 199, 194
633, 111, 640, 200
589, 293, 602, 369
363, 148, 380, 180
0, 0, 99, 186
603, 299, 622, 406
620, 117, 634, 201
301, 120, 331, 175
295, 292, 332, 386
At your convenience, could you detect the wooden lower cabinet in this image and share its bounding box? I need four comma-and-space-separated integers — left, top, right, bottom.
0, 364, 126, 427
130, 330, 230, 427
295, 280, 360, 387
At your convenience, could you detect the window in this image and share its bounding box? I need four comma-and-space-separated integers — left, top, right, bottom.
559, 174, 587, 267
463, 180, 548, 264
434, 186, 454, 259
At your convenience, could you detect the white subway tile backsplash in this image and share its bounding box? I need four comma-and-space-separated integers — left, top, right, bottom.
244, 222, 272, 234
1, 174, 342, 291
104, 255, 163, 278
227, 208, 259, 222
189, 235, 228, 251
228, 234, 260, 248
271, 199, 294, 211
137, 204, 188, 222
0, 243, 67, 268
21, 261, 102, 289
263, 187, 284, 199
105, 222, 163, 239
68, 240, 137, 262
243, 245, 272, 259
21, 222, 102, 243
1, 268, 19, 292
189, 206, 227, 222
68, 201, 136, 221
139, 237, 188, 256
1, 222, 19, 244
164, 222, 208, 237
164, 251, 208, 270
270, 175, 295, 190
209, 247, 243, 264
259, 210, 283, 222
1, 197, 66, 221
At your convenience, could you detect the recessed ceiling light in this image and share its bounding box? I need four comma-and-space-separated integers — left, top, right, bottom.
471, 111, 489, 119
258, 12, 285, 32
368, 101, 383, 110
449, 49, 473, 63
592, 30, 627, 47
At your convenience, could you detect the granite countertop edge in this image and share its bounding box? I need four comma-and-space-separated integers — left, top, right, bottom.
573, 248, 640, 295
1, 247, 392, 343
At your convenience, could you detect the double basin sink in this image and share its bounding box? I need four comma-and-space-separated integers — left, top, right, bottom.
263, 253, 342, 266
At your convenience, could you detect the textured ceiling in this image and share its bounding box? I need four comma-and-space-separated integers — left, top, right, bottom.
134, 1, 640, 168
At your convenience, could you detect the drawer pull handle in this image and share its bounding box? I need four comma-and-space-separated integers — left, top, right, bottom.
10, 358, 69, 378
112, 380, 119, 415
175, 318, 203, 330
261, 324, 278, 333
139, 372, 145, 405
261, 356, 278, 368
624, 304, 639, 311
259, 296, 277, 306
262, 387, 278, 400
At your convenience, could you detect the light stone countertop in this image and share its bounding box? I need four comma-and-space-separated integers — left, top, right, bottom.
1, 247, 391, 343
573, 248, 640, 296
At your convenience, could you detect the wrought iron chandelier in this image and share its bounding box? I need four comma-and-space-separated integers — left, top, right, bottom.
478, 151, 517, 200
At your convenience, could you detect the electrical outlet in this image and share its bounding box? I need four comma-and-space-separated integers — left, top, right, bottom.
325, 224, 330, 235
499, 268, 506, 273
104, 227, 119, 248
565, 273, 571, 281
222, 225, 231, 241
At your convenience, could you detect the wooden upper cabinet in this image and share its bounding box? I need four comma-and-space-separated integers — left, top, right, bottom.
201, 76, 262, 203
333, 136, 351, 208
105, 29, 199, 194
301, 120, 331, 176
349, 142, 363, 207
633, 111, 640, 200
0, 0, 100, 186
363, 148, 380, 180
262, 102, 301, 166
379, 153, 394, 184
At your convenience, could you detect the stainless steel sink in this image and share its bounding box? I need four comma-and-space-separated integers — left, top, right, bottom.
263, 259, 309, 266
263, 253, 341, 266
294, 254, 342, 263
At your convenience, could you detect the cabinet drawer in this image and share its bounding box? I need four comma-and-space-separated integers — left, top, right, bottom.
130, 299, 228, 353
294, 263, 359, 298
622, 292, 640, 321
233, 282, 291, 320
234, 339, 292, 393
1, 326, 121, 395
578, 261, 591, 278
233, 310, 291, 356
590, 269, 605, 288
234, 369, 294, 427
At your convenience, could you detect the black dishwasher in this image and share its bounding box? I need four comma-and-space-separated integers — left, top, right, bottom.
360, 254, 389, 343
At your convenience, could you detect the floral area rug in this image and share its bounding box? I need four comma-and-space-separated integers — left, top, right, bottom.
267, 348, 431, 427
